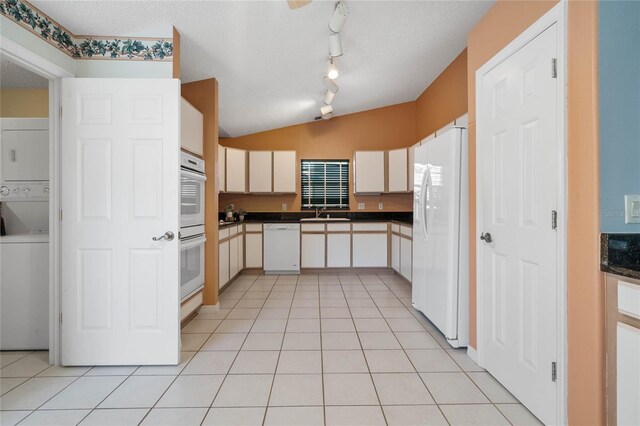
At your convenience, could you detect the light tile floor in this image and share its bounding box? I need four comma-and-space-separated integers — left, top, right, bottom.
0, 273, 543, 425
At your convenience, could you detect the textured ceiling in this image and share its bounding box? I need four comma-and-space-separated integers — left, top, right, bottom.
0, 56, 49, 89
31, 1, 493, 137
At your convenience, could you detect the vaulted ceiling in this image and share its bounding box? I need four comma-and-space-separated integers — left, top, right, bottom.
31, 1, 493, 137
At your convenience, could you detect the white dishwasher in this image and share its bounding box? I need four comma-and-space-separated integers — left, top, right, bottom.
263, 223, 300, 274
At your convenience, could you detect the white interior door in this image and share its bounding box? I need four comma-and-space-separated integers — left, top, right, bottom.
478, 24, 558, 424
61, 78, 180, 366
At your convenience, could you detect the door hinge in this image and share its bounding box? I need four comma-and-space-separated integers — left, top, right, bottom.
551, 58, 558, 78
59, 313, 63, 324
551, 362, 557, 382
551, 210, 558, 230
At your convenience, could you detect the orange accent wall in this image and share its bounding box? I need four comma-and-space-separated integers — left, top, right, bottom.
467, 1, 603, 424
415, 49, 468, 140
220, 102, 417, 213
182, 79, 220, 305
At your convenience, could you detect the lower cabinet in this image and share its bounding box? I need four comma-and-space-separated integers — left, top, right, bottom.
391, 234, 400, 272
352, 234, 387, 267
218, 240, 230, 288
245, 232, 263, 268
229, 236, 239, 278
327, 233, 351, 267
400, 237, 412, 281
302, 234, 325, 268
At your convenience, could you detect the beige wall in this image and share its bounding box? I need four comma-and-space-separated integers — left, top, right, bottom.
0, 89, 48, 117
415, 49, 468, 140
467, 0, 603, 423
220, 102, 417, 213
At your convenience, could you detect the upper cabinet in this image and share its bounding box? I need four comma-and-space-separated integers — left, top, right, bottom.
354, 151, 385, 194
273, 151, 296, 193
388, 148, 408, 192
180, 98, 203, 156
219, 145, 297, 195
218, 145, 226, 192
354, 148, 413, 194
225, 148, 247, 193
249, 151, 272, 193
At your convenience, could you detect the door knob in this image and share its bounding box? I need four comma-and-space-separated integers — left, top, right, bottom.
153, 231, 175, 241
480, 232, 492, 243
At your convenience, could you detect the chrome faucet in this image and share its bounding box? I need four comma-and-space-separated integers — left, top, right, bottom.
315, 206, 327, 218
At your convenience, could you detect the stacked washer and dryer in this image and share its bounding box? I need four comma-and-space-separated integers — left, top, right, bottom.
0, 118, 50, 350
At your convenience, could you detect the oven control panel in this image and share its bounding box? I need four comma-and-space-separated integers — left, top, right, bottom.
0, 182, 49, 201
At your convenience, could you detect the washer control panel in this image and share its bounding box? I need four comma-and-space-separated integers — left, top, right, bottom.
0, 182, 49, 201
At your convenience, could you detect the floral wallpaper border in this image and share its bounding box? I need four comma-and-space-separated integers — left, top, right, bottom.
0, 0, 173, 61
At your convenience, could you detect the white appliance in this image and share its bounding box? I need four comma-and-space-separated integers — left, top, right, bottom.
180, 152, 206, 228
180, 151, 206, 301
0, 234, 49, 350
180, 224, 206, 300
412, 126, 469, 348
263, 223, 301, 274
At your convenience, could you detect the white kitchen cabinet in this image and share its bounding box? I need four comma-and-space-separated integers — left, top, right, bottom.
617, 322, 640, 425
388, 148, 408, 192
245, 233, 263, 268
301, 234, 325, 268
229, 236, 239, 279
400, 237, 412, 281
219, 240, 230, 288
237, 234, 244, 270
249, 151, 272, 193
218, 145, 226, 192
352, 233, 387, 267
408, 144, 416, 191
354, 151, 385, 193
327, 233, 351, 268
273, 151, 296, 193
180, 98, 203, 156
391, 234, 400, 273
226, 148, 246, 193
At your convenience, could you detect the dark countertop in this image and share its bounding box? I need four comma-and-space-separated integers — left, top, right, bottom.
218, 211, 413, 228
601, 233, 640, 280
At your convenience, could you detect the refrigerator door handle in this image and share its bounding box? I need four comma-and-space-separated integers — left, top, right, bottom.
419, 166, 430, 242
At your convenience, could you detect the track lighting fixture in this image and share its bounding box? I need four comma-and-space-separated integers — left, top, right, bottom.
329, 1, 349, 33
320, 104, 334, 120
329, 33, 343, 58
323, 77, 338, 105
327, 58, 339, 80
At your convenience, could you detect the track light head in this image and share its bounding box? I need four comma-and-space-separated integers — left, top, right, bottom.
329, 33, 343, 58
329, 1, 349, 33
324, 90, 335, 105
327, 58, 339, 80
320, 104, 334, 119
323, 76, 339, 94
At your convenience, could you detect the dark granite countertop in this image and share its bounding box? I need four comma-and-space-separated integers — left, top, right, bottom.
218, 211, 413, 228
601, 233, 640, 280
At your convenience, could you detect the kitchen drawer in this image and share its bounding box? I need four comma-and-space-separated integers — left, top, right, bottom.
245, 223, 263, 233
219, 228, 230, 241
352, 223, 387, 232
302, 223, 325, 232
327, 223, 351, 232
229, 225, 240, 236
619, 281, 640, 319
401, 226, 412, 237
391, 224, 400, 233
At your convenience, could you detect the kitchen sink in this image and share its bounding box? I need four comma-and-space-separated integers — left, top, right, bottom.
300, 217, 351, 222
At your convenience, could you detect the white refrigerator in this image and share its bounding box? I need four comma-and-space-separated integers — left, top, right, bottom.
412, 126, 469, 348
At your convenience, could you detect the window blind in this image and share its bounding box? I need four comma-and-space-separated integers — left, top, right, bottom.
301, 160, 349, 209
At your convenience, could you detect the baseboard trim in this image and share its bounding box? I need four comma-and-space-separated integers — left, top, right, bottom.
466, 346, 479, 364
198, 303, 220, 314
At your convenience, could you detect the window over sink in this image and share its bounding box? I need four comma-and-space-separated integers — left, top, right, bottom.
301, 160, 349, 209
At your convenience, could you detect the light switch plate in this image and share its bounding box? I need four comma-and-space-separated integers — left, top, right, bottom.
625, 195, 640, 224
378, 203, 384, 210
281, 203, 287, 211
358, 203, 365, 210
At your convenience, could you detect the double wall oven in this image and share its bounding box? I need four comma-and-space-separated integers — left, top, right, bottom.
180, 151, 206, 301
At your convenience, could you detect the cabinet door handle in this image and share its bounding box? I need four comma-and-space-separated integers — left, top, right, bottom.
10, 149, 16, 162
